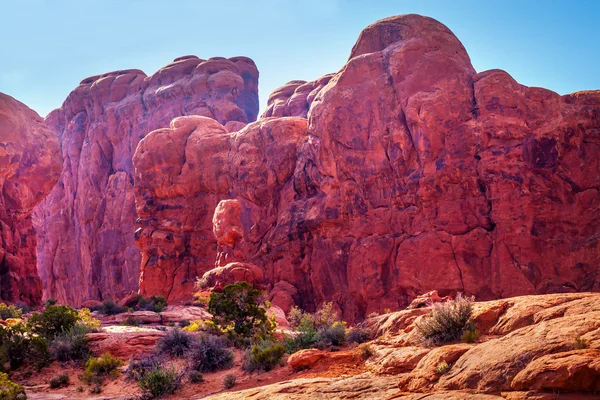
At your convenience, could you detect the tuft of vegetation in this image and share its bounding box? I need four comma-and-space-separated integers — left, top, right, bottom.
126, 355, 162, 381
44, 298, 58, 308
50, 325, 91, 362
359, 343, 373, 360
76, 385, 84, 392
82, 353, 122, 385
0, 321, 50, 371
182, 320, 220, 335
461, 323, 480, 343
222, 374, 237, 389
188, 335, 234, 373
0, 303, 22, 320
348, 327, 371, 344
208, 282, 273, 339
284, 302, 346, 352
133, 295, 167, 313
415, 294, 474, 345
121, 316, 140, 327
188, 370, 204, 384
318, 321, 346, 346
77, 308, 101, 332
242, 341, 286, 373
157, 328, 194, 358
137, 366, 181, 399
27, 305, 79, 340
49, 374, 70, 389
99, 299, 127, 316
178, 320, 190, 328
193, 294, 209, 308
435, 361, 451, 375
0, 372, 26, 400
573, 336, 590, 350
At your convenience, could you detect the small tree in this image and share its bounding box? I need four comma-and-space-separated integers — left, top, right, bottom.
208, 282, 272, 338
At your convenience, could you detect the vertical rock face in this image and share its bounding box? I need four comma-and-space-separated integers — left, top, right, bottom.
33, 56, 259, 305
134, 15, 600, 322
0, 93, 61, 305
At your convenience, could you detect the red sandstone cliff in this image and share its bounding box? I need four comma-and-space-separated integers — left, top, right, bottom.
33, 56, 259, 305
133, 15, 600, 322
0, 93, 62, 305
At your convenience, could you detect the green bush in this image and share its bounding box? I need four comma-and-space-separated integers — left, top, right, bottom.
222, 374, 236, 389
208, 282, 272, 339
137, 366, 180, 399
319, 321, 346, 346
188, 370, 204, 384
49, 374, 69, 388
0, 304, 22, 320
347, 327, 371, 344
82, 353, 122, 385
415, 294, 474, 345
358, 343, 373, 360
50, 325, 90, 362
283, 328, 320, 354
134, 295, 167, 313
157, 329, 194, 358
242, 341, 286, 373
0, 372, 26, 399
0, 322, 49, 371
461, 323, 480, 343
99, 299, 127, 316
188, 335, 234, 373
126, 355, 162, 381
121, 316, 140, 327
27, 305, 79, 340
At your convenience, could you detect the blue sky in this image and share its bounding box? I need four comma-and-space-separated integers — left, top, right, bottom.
1, 0, 599, 117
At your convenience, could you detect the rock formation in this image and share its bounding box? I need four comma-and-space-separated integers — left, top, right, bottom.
134, 14, 600, 322
0, 93, 61, 305
33, 56, 259, 305
261, 74, 334, 118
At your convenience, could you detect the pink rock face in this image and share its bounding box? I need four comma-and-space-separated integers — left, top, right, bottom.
33, 56, 259, 306
0, 93, 61, 305
134, 15, 600, 322
261, 74, 334, 118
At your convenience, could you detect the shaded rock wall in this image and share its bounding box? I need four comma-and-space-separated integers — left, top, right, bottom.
33, 56, 259, 305
135, 14, 599, 322
0, 93, 62, 305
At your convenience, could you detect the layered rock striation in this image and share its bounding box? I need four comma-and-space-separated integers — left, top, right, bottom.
0, 93, 62, 305
33, 56, 259, 305
134, 15, 600, 321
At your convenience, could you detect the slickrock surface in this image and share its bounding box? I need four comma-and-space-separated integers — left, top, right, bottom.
0, 93, 61, 304
134, 14, 600, 320
33, 56, 259, 305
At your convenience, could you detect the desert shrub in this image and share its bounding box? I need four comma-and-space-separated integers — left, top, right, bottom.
319, 321, 346, 346
358, 343, 373, 360
0, 322, 50, 371
178, 320, 190, 328
157, 328, 194, 358
44, 298, 58, 308
188, 335, 234, 373
49, 373, 69, 388
76, 385, 84, 392
121, 316, 140, 327
416, 294, 474, 345
312, 302, 339, 331
126, 355, 162, 381
283, 328, 321, 353
188, 370, 204, 384
222, 374, 236, 389
82, 353, 122, 385
287, 306, 305, 329
77, 308, 101, 332
27, 305, 79, 340
435, 361, 451, 375
137, 366, 180, 399
193, 293, 209, 308
50, 325, 90, 362
182, 320, 221, 335
99, 299, 127, 316
208, 282, 272, 339
0, 304, 22, 320
134, 295, 167, 313
461, 323, 480, 343
242, 341, 286, 373
347, 327, 371, 344
0, 372, 26, 399
574, 336, 590, 350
